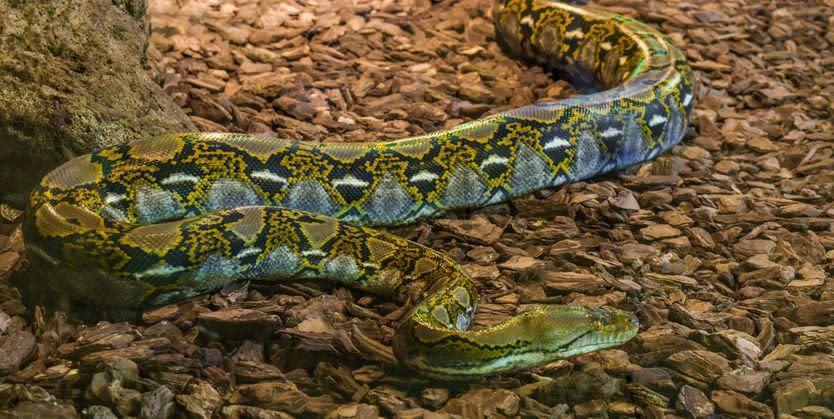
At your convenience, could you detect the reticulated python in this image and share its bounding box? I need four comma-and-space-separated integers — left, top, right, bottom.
21, 0, 694, 379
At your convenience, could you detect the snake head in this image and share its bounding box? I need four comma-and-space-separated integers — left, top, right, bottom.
535, 305, 639, 359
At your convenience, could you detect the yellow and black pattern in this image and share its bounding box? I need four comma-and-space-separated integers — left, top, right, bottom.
22, 0, 693, 379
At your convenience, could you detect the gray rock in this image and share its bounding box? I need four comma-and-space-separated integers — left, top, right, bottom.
0, 331, 36, 376
138, 385, 175, 419
100, 357, 140, 384
106, 383, 142, 417
83, 405, 118, 419
0, 309, 10, 335
0, 0, 194, 200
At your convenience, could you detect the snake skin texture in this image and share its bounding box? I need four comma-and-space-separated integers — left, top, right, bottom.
21, 0, 694, 379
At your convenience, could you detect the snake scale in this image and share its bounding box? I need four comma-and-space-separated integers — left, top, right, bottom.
21, 0, 693, 379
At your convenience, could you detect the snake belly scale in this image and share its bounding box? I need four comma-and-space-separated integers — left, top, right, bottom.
21, 0, 694, 379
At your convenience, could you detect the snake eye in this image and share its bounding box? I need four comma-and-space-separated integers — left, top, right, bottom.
592, 321, 603, 331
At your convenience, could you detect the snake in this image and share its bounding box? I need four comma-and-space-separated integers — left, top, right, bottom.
20, 0, 694, 379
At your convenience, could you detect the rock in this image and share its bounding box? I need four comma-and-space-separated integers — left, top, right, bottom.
632, 367, 676, 398
175, 381, 223, 419
575, 349, 635, 375
226, 381, 309, 415
441, 388, 519, 417
85, 358, 143, 417
773, 379, 819, 416
794, 406, 834, 419
108, 386, 142, 417
197, 308, 282, 341
498, 255, 544, 271
325, 403, 380, 419
666, 350, 731, 388
633, 334, 705, 366
626, 383, 669, 409
458, 84, 495, 103
0, 309, 9, 335
0, 252, 20, 281
788, 300, 834, 326
0, 400, 78, 418
466, 246, 500, 264
711, 390, 774, 419
542, 271, 607, 295
234, 359, 287, 384
759, 344, 801, 372
0, 331, 36, 375
435, 215, 503, 245
462, 263, 501, 280
365, 386, 414, 415
100, 357, 140, 384
714, 160, 740, 174
705, 329, 762, 366
639, 224, 682, 241
420, 388, 449, 410
83, 405, 118, 419
0, 0, 193, 199
394, 407, 451, 419
607, 400, 642, 417
141, 305, 179, 324
138, 385, 176, 419
283, 295, 346, 328
733, 239, 777, 257
716, 367, 770, 396
573, 399, 607, 418
221, 405, 294, 419
609, 192, 640, 210
620, 243, 660, 265
79, 343, 155, 368
676, 385, 714, 418
681, 145, 711, 160
528, 362, 620, 405
0, 383, 56, 406
728, 316, 757, 336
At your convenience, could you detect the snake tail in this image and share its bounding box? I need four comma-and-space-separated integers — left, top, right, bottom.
21, 0, 693, 379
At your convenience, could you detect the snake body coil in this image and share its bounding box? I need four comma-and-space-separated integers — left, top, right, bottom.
22, 0, 693, 379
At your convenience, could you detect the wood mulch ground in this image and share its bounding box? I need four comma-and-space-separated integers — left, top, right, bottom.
1, 0, 834, 417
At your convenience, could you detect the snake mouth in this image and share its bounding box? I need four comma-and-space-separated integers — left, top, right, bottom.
553, 327, 638, 358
